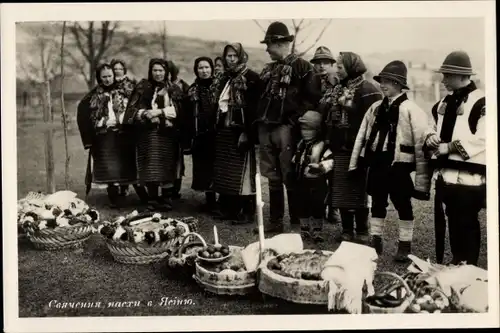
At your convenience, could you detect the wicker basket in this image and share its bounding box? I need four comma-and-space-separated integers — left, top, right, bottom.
26, 224, 94, 251
104, 216, 198, 265
364, 272, 415, 314
258, 250, 335, 305
166, 232, 207, 279
194, 245, 258, 296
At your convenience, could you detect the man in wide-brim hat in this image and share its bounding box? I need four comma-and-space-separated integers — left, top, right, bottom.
311, 46, 336, 74
350, 60, 431, 262
423, 50, 486, 266
253, 21, 322, 234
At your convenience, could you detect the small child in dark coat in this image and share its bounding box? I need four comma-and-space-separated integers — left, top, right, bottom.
292, 110, 334, 242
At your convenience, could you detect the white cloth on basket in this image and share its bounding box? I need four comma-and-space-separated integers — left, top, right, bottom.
321, 242, 378, 314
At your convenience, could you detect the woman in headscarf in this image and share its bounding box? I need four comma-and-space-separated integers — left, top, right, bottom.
214, 56, 225, 76
182, 56, 218, 212
122, 58, 185, 211
321, 52, 383, 244
77, 63, 140, 208
210, 43, 261, 224
109, 58, 149, 200
164, 60, 190, 201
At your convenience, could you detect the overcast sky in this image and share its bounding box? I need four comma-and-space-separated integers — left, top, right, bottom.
121, 18, 485, 59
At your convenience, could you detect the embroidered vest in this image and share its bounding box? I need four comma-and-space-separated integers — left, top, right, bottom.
432, 88, 485, 170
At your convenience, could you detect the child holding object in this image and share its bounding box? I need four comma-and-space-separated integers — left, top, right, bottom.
349, 60, 431, 262
292, 110, 334, 242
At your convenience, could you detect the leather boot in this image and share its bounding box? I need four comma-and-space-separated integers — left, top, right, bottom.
371, 235, 383, 256
172, 178, 182, 200
394, 241, 412, 263
328, 207, 342, 225
310, 217, 325, 243
132, 185, 149, 204
269, 187, 285, 226
335, 209, 354, 242
354, 208, 370, 245
107, 185, 120, 208
299, 218, 311, 239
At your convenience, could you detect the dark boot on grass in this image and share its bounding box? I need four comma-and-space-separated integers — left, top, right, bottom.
299, 218, 311, 239
371, 235, 383, 256
327, 207, 342, 225
133, 185, 150, 205
310, 218, 325, 243
107, 185, 121, 208
394, 241, 412, 263
335, 209, 354, 243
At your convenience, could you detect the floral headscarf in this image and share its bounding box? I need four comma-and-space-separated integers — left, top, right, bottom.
222, 42, 249, 75
338, 52, 367, 81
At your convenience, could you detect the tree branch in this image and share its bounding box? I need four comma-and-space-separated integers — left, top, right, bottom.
298, 19, 332, 56
253, 20, 267, 33
65, 49, 90, 84
69, 23, 90, 60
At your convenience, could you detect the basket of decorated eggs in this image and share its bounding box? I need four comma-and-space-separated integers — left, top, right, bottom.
97, 211, 198, 264
18, 191, 100, 250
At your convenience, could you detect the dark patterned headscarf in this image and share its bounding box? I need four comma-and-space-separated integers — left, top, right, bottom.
222, 43, 248, 76
338, 52, 367, 81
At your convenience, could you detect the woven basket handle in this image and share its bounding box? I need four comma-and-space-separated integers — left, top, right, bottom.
419, 285, 448, 299
376, 271, 413, 298
177, 232, 207, 258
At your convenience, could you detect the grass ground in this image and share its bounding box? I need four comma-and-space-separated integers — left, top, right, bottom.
16, 120, 487, 317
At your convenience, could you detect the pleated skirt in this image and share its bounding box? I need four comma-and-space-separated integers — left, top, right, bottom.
330, 151, 368, 209
91, 129, 137, 184
136, 128, 179, 184
212, 128, 256, 196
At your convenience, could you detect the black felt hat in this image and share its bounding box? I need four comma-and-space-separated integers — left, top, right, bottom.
260, 21, 295, 44
374, 60, 410, 90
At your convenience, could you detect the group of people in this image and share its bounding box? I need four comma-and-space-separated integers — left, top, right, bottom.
77, 21, 486, 266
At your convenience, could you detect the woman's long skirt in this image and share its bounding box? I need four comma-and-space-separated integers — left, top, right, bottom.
211, 128, 256, 196
191, 132, 216, 191
330, 151, 368, 209
135, 128, 180, 185
91, 129, 137, 185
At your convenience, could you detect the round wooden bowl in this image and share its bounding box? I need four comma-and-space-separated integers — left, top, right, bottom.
194, 246, 258, 296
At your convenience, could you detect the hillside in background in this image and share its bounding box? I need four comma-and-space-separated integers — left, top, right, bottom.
16, 21, 485, 94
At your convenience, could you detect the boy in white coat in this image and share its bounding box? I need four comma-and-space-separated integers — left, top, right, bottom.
349, 60, 431, 262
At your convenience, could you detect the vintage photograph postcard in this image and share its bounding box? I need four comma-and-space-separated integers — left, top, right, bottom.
2, 1, 498, 332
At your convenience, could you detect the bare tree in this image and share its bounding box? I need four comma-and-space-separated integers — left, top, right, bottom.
67, 21, 126, 89
253, 19, 332, 56
60, 21, 70, 189
18, 24, 60, 193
